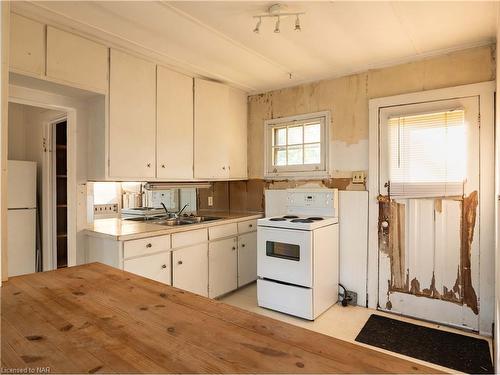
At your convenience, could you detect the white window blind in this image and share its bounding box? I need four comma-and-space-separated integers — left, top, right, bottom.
388, 109, 466, 198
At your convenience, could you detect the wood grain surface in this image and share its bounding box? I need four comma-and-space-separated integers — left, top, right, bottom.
1, 263, 443, 374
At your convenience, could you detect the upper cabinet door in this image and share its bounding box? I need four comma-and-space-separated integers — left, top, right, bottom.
227, 86, 248, 179
9, 14, 45, 77
194, 78, 230, 179
109, 49, 156, 179
46, 27, 108, 93
157, 66, 194, 180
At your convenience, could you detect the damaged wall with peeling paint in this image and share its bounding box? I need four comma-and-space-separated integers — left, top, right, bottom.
248, 45, 495, 180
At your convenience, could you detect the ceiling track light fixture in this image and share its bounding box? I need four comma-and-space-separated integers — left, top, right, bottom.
253, 16, 262, 33
252, 4, 305, 34
274, 16, 280, 33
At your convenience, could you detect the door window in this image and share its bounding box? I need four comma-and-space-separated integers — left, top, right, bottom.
387, 109, 466, 197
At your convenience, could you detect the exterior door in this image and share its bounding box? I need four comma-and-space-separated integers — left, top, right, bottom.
377, 96, 480, 331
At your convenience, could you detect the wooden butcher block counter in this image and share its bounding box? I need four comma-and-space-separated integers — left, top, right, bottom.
1, 263, 442, 374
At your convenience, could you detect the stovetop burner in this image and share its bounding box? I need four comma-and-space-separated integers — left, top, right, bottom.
269, 217, 287, 221
283, 215, 299, 219
307, 217, 324, 221
290, 218, 314, 223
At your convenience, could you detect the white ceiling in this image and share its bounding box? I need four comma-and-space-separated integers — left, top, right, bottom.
13, 1, 498, 93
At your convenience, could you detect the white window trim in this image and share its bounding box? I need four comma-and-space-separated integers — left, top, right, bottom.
263, 111, 330, 179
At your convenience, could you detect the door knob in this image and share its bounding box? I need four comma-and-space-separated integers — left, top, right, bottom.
381, 221, 389, 228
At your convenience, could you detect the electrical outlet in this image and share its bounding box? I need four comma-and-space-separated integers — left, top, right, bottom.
208, 196, 213, 207
94, 204, 118, 214
352, 171, 365, 184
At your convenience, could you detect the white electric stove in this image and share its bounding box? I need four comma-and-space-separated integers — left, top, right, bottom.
257, 188, 339, 320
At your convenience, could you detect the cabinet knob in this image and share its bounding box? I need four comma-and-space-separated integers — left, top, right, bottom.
232, 246, 236, 251
241, 244, 245, 248
161, 264, 167, 269
146, 243, 152, 248
228, 166, 231, 170
177, 260, 183, 265
249, 224, 253, 228
147, 163, 151, 168
222, 166, 226, 170
161, 164, 166, 168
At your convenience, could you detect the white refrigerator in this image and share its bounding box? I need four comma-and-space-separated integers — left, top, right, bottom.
8, 160, 37, 277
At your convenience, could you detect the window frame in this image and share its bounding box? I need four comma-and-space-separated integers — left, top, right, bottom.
264, 111, 330, 179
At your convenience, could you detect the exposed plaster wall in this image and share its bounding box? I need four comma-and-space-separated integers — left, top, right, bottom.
248, 45, 496, 179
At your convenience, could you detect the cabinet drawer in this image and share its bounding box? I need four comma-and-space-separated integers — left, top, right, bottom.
237, 219, 257, 234
209, 223, 237, 240
172, 228, 207, 248
123, 235, 171, 259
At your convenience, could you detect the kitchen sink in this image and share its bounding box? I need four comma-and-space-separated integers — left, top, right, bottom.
124, 215, 223, 226
123, 216, 168, 222
154, 218, 194, 226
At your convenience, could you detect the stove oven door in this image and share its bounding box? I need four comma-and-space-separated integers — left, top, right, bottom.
257, 226, 313, 287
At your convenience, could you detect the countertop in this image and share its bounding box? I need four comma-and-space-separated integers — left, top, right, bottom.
1, 262, 442, 374
85, 211, 264, 241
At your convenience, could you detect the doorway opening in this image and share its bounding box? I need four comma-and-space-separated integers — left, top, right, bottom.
54, 120, 68, 268
6, 101, 69, 275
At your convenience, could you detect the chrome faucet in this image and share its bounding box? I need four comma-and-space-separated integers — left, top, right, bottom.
175, 203, 190, 218
160, 202, 170, 217
161, 202, 189, 219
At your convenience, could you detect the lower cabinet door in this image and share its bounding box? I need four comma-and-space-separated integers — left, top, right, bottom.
238, 232, 257, 287
172, 244, 208, 297
209, 237, 238, 298
123, 251, 171, 285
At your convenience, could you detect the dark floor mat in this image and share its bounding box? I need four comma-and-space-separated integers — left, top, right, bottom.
355, 314, 493, 374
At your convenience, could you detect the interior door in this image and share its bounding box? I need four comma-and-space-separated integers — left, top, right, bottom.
377, 96, 480, 331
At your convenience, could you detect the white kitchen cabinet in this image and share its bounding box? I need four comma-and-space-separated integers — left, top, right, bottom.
194, 78, 247, 180
9, 14, 45, 77
227, 86, 248, 179
123, 251, 171, 285
194, 78, 229, 179
237, 232, 257, 287
172, 243, 208, 297
157, 66, 194, 179
109, 49, 156, 179
208, 237, 238, 298
46, 27, 108, 93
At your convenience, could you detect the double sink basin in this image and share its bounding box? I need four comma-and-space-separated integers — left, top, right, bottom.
124, 215, 222, 227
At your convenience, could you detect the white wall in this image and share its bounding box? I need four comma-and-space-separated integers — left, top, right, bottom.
0, 2, 10, 282
494, 4, 500, 369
